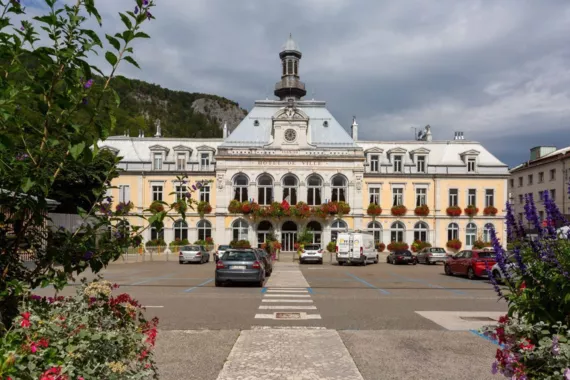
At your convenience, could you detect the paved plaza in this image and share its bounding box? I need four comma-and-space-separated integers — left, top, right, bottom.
33, 259, 507, 379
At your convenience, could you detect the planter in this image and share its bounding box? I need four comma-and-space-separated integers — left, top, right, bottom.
327, 241, 337, 253
446, 206, 462, 217
197, 201, 212, 218
464, 206, 479, 217
387, 242, 409, 251
391, 205, 407, 216
446, 239, 462, 250
230, 240, 251, 249
473, 240, 492, 249
367, 204, 382, 217
228, 200, 241, 214
376, 243, 386, 252
414, 205, 430, 216
411, 240, 432, 252
483, 206, 498, 216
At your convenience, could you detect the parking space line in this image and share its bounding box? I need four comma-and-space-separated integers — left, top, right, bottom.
345, 272, 390, 295
389, 274, 468, 296
182, 278, 214, 293
130, 274, 174, 286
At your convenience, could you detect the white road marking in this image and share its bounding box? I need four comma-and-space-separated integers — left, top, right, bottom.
254, 313, 322, 320
265, 287, 307, 290
266, 289, 308, 293
263, 294, 310, 298
259, 305, 317, 310
251, 326, 327, 330
144, 306, 164, 308
261, 299, 313, 303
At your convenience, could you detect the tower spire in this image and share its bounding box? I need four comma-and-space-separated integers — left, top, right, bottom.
274, 34, 306, 101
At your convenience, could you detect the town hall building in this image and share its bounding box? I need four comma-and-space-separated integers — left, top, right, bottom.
100, 35, 510, 251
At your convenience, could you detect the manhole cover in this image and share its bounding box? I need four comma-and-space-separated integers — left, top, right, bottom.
460, 316, 496, 322
275, 312, 301, 319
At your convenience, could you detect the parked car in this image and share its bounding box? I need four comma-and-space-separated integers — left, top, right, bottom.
416, 247, 448, 265
254, 248, 273, 276
179, 245, 210, 264
215, 244, 231, 262
336, 232, 378, 266
300, 244, 324, 264
387, 250, 417, 265
490, 253, 517, 283
215, 249, 265, 287
444, 250, 497, 279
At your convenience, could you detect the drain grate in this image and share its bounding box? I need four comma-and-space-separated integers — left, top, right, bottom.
275, 312, 301, 319
460, 316, 496, 322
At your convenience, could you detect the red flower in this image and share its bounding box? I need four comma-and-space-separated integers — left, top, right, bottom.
40, 366, 67, 380
498, 314, 509, 324
38, 338, 50, 348
20, 311, 31, 328
139, 349, 149, 361
281, 200, 290, 211
520, 281, 526, 290
519, 338, 535, 351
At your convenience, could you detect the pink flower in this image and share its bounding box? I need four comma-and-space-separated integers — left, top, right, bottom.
30, 342, 37, 353
20, 311, 31, 328
564, 368, 570, 380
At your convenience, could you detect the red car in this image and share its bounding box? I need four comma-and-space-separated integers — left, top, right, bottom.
444, 250, 497, 280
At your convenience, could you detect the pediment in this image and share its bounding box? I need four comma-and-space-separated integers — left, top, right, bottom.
386, 147, 408, 155
173, 145, 193, 152
99, 145, 120, 155
196, 145, 216, 152
364, 147, 384, 154
149, 144, 169, 153
273, 106, 309, 121
460, 149, 480, 156
410, 147, 431, 156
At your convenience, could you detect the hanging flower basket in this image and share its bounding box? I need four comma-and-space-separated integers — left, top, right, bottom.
228, 200, 241, 214
483, 206, 498, 216
376, 242, 386, 252
197, 201, 212, 218
414, 205, 429, 216
292, 202, 311, 219
464, 205, 479, 217
411, 240, 432, 252
446, 206, 462, 217
149, 201, 165, 213
367, 204, 382, 217
446, 239, 462, 250
230, 240, 251, 249
391, 205, 407, 216
473, 240, 492, 249
387, 241, 409, 251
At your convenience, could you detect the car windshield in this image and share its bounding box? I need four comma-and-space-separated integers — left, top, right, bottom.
430, 248, 446, 253
181, 246, 201, 251
477, 251, 496, 258
305, 245, 320, 250
218, 245, 230, 250
222, 251, 257, 261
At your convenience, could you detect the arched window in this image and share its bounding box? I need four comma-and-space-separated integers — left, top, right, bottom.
282, 175, 298, 204
257, 221, 272, 248
306, 221, 322, 245
483, 223, 494, 243
307, 175, 322, 206
197, 220, 212, 241
258, 174, 273, 206
466, 223, 477, 247
294, 60, 298, 75
331, 175, 347, 202
367, 221, 382, 245
174, 220, 188, 241
287, 60, 293, 75
330, 219, 347, 242
232, 219, 248, 241
447, 223, 459, 241
282, 61, 286, 76
391, 221, 405, 242
233, 174, 249, 202
413, 222, 428, 242
150, 226, 164, 242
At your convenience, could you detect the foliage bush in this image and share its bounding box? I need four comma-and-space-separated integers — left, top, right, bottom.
197, 202, 212, 218
0, 281, 159, 379
146, 239, 166, 247
327, 241, 337, 253
473, 239, 492, 249
367, 203, 382, 217
484, 206, 498, 216
464, 205, 479, 217
375, 242, 386, 252
230, 240, 251, 249
411, 240, 432, 252
446, 239, 462, 250
479, 191, 570, 379
387, 242, 409, 251
169, 238, 190, 247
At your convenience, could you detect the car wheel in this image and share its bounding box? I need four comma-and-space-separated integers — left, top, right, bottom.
413, 260, 417, 265
386, 257, 390, 263
215, 280, 222, 287
179, 260, 184, 264
374, 256, 379, 264
444, 264, 452, 276
338, 261, 343, 266
467, 267, 476, 280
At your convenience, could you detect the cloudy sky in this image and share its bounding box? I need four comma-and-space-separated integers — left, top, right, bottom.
26, 0, 570, 166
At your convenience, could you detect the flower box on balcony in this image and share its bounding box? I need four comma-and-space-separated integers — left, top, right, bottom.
446, 206, 462, 217
376, 242, 386, 252
367, 203, 382, 217
464, 205, 479, 217
197, 201, 212, 218
446, 239, 462, 251
414, 205, 430, 216
391, 205, 407, 216
228, 200, 241, 214
473, 240, 492, 249
387, 241, 409, 251
484, 206, 498, 216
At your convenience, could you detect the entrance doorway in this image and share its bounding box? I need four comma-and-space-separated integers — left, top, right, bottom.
281, 221, 298, 251
307, 221, 322, 245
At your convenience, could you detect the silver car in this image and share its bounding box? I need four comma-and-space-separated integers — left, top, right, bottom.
215, 249, 265, 287
416, 247, 448, 265
179, 245, 210, 264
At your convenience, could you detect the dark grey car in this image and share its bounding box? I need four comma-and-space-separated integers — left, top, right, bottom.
215, 249, 265, 287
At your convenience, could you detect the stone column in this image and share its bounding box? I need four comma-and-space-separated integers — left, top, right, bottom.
298, 181, 307, 203
323, 181, 331, 203
274, 183, 282, 203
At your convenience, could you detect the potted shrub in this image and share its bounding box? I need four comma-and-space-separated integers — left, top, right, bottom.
327, 241, 337, 253
148, 201, 165, 213
411, 240, 432, 252
228, 200, 241, 214
446, 239, 462, 251
473, 239, 491, 249
414, 204, 429, 216
391, 205, 407, 216
230, 240, 251, 249
367, 203, 382, 217
387, 241, 409, 251
169, 238, 189, 247
446, 206, 462, 217
205, 236, 214, 251
337, 201, 351, 216
376, 242, 386, 252
464, 205, 479, 217
483, 206, 498, 216
197, 201, 212, 218
146, 239, 165, 247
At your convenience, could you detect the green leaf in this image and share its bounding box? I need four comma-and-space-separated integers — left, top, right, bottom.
105, 51, 118, 67
110, 113, 117, 131
70, 142, 86, 160
123, 56, 140, 69
105, 34, 121, 51
134, 31, 150, 39
111, 88, 121, 107
119, 13, 132, 30
82, 29, 103, 47
21, 178, 35, 192
0, 134, 14, 151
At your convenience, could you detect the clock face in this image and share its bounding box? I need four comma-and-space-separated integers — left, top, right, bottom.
284, 129, 297, 142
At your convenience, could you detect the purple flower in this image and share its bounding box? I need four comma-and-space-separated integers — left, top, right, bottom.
552, 335, 561, 356
485, 263, 503, 298
185, 192, 191, 198
20, 24, 25, 31
565, 368, 570, 380
143, 0, 149, 5
512, 247, 526, 274
146, 11, 152, 20
83, 251, 94, 260
489, 227, 511, 283
84, 79, 94, 89
134, 5, 139, 14
524, 193, 542, 236
192, 185, 197, 190
82, 97, 88, 105
30, 295, 43, 301
491, 361, 498, 375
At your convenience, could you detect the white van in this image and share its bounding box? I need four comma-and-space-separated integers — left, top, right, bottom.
336, 232, 378, 266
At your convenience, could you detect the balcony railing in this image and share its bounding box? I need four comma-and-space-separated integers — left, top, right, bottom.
275, 78, 306, 91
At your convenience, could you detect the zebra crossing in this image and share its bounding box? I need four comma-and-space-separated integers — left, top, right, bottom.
253, 263, 322, 323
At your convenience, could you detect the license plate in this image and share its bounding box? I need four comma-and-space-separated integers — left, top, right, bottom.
231, 265, 246, 270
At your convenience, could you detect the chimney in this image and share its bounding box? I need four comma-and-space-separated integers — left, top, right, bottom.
425, 125, 432, 142
223, 122, 228, 139
454, 131, 464, 140
351, 116, 358, 141
154, 120, 161, 138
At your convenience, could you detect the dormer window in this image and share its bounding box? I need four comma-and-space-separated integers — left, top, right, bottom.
176, 153, 186, 171
153, 153, 163, 170
416, 156, 426, 173
393, 155, 403, 173
370, 155, 379, 172
467, 158, 476, 172
200, 153, 210, 169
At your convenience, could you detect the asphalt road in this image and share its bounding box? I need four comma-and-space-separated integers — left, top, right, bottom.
32, 259, 506, 379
